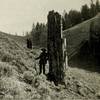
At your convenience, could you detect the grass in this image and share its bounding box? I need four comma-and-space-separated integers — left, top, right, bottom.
0, 61, 16, 77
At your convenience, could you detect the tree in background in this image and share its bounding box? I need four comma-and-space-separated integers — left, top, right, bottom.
62, 0, 100, 30
31, 22, 47, 47
35, 22, 41, 45
62, 11, 71, 30
95, 0, 100, 13
81, 4, 90, 21
90, 0, 97, 18
62, 10, 82, 30
89, 0, 100, 18
28, 0, 100, 47
39, 23, 47, 46
68, 10, 82, 26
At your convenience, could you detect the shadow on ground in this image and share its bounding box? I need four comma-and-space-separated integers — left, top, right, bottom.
69, 42, 100, 73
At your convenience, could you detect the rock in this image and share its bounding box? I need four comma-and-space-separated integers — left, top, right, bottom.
23, 71, 34, 84
0, 92, 5, 95
96, 92, 100, 99
25, 87, 31, 92
78, 87, 87, 97
76, 81, 83, 87
55, 86, 61, 92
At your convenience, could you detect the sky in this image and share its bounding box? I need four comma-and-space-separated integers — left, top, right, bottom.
0, 0, 95, 35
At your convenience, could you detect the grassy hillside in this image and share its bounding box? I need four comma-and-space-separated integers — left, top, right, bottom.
0, 31, 40, 100
0, 21, 100, 100
0, 31, 26, 47
63, 13, 100, 57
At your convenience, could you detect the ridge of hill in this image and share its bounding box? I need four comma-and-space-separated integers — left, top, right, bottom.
0, 31, 26, 47
63, 13, 100, 58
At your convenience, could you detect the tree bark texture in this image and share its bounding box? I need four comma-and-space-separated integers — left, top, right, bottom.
47, 11, 66, 84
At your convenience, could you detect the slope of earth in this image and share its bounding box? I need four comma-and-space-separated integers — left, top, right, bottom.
63, 13, 100, 58
0, 31, 26, 48
0, 31, 100, 100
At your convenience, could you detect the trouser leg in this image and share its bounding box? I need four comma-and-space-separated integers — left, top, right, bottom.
43, 64, 45, 74
39, 63, 42, 74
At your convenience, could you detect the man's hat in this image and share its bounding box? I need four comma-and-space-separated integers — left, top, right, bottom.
41, 48, 46, 52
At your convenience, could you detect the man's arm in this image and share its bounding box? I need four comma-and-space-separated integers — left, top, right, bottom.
35, 53, 42, 60
35, 56, 40, 60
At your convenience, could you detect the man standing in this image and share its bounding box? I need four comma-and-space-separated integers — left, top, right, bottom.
35, 48, 48, 74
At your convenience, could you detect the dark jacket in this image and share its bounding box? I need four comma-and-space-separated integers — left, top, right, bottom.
36, 51, 48, 64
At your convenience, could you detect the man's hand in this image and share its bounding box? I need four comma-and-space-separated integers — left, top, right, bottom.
35, 57, 39, 60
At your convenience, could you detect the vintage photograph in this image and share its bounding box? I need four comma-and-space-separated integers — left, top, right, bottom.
0, 0, 100, 100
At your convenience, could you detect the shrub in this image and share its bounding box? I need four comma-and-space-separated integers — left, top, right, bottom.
23, 71, 34, 84
1, 51, 14, 62
0, 77, 28, 100
0, 62, 14, 77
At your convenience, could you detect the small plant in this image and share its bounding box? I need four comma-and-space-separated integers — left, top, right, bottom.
23, 71, 34, 84
0, 62, 14, 77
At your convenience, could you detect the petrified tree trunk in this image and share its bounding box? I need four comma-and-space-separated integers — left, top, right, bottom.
47, 11, 66, 84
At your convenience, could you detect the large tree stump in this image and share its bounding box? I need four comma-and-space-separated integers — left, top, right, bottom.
47, 11, 66, 84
